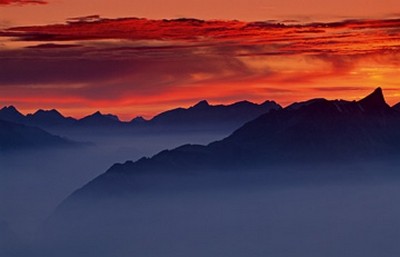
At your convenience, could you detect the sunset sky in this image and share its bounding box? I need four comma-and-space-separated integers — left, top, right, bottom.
1, 0, 400, 120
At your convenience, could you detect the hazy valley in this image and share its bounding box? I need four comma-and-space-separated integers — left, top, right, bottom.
2, 89, 400, 257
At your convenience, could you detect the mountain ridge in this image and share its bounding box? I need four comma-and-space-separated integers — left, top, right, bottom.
0, 99, 282, 132
150, 100, 281, 127
56, 88, 400, 204
37, 88, 400, 257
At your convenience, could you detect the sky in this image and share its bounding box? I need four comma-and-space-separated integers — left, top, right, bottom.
0, 0, 400, 120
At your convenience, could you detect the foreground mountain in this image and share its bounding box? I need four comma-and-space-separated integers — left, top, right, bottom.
0, 119, 76, 151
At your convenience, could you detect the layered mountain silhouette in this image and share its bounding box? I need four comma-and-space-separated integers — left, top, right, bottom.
0, 119, 76, 151
76, 111, 122, 127
0, 106, 25, 124
150, 100, 281, 129
26, 109, 76, 127
0, 100, 281, 132
57, 88, 400, 204
0, 106, 77, 128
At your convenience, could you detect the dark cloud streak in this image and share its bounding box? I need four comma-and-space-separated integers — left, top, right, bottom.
0, 0, 47, 6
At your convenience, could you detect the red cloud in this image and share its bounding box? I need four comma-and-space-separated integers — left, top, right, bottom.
0, 17, 400, 118
0, 0, 47, 5
2, 17, 400, 58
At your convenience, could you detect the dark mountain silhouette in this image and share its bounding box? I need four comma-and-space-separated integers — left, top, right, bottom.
0, 119, 76, 151
130, 116, 148, 124
286, 98, 326, 111
219, 88, 399, 163
0, 100, 281, 133
40, 88, 400, 257
149, 100, 281, 129
0, 106, 76, 128
393, 102, 400, 112
358, 87, 389, 112
26, 109, 77, 127
0, 106, 25, 123
56, 88, 400, 203
76, 111, 122, 127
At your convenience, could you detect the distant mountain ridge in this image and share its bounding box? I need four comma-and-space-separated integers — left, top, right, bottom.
0, 100, 281, 132
0, 106, 25, 123
151, 100, 280, 128
26, 109, 76, 127
0, 106, 77, 128
76, 111, 122, 127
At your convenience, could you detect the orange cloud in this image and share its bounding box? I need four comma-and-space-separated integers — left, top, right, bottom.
0, 17, 399, 120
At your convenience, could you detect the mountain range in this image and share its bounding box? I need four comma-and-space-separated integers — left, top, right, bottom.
26, 88, 400, 257
150, 100, 280, 129
54, 88, 400, 206
0, 100, 281, 132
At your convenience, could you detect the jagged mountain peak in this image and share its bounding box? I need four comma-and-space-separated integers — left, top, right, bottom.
78, 111, 121, 126
0, 105, 24, 115
193, 100, 210, 108
358, 87, 389, 111
91, 111, 103, 116
31, 109, 64, 118
85, 111, 119, 120
131, 116, 147, 123
1, 105, 19, 112
0, 105, 25, 122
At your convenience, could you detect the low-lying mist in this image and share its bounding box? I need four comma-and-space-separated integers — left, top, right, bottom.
4, 161, 400, 257
2, 129, 400, 257
0, 131, 227, 242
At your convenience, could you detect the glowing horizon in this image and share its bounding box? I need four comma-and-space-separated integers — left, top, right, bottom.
2, 86, 397, 122
1, 2, 400, 121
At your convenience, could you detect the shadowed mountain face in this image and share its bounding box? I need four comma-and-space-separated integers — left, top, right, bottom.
220, 87, 399, 163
